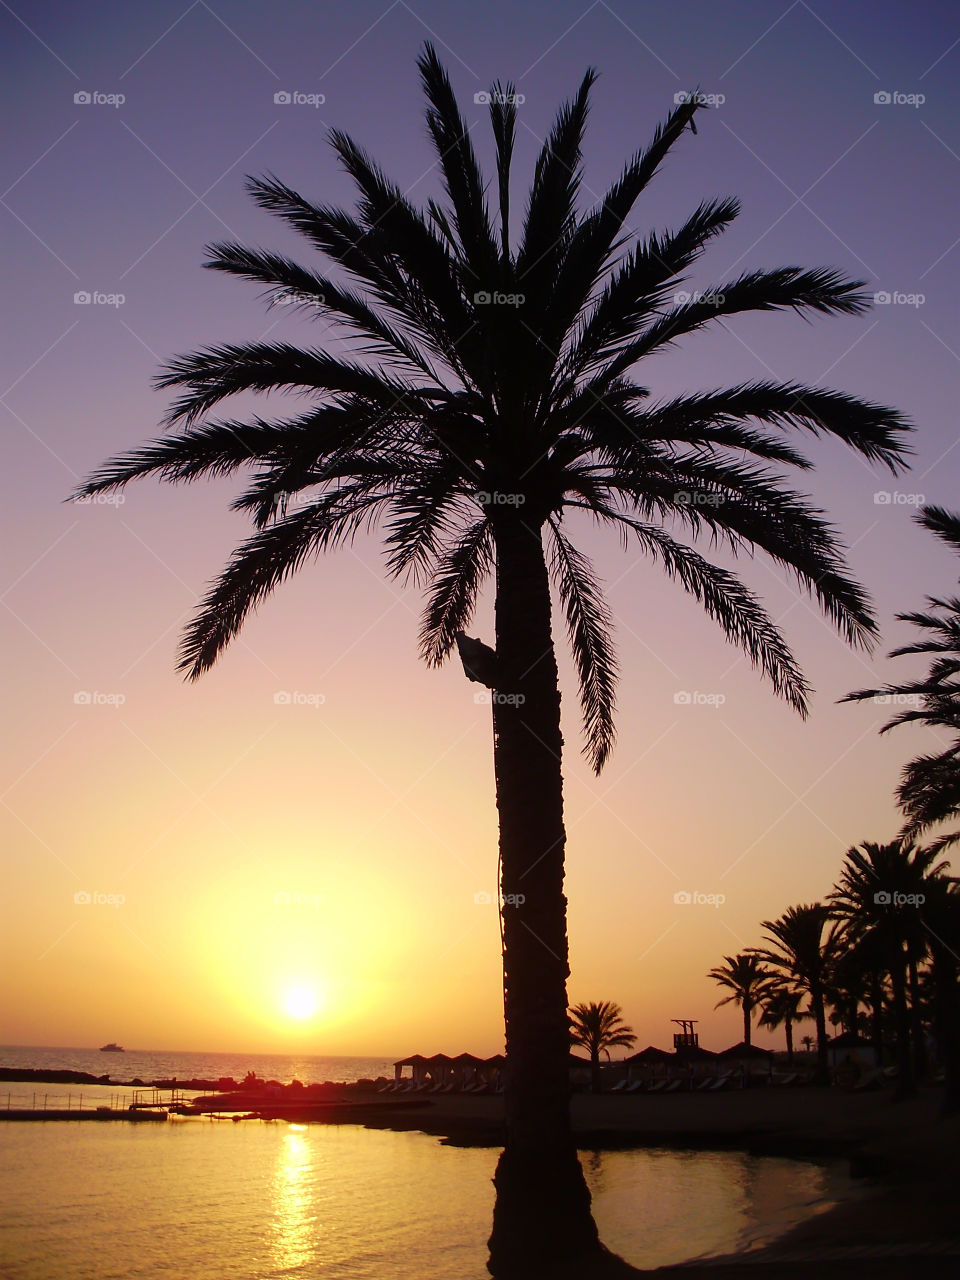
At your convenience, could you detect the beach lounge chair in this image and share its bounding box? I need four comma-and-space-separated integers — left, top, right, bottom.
852, 1068, 884, 1092
644, 1080, 666, 1094
609, 1079, 627, 1093
624, 1081, 644, 1094
772, 1073, 798, 1087
662, 1080, 683, 1093
707, 1076, 730, 1091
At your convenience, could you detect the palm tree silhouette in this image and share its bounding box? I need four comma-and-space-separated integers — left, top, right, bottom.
917, 875, 960, 1113
706, 953, 773, 1048
752, 905, 838, 1083
758, 979, 810, 1064
829, 840, 949, 1098
569, 1000, 637, 1093
76, 46, 909, 1273
844, 507, 960, 851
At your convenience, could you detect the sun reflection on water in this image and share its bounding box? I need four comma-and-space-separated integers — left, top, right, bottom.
271, 1125, 317, 1271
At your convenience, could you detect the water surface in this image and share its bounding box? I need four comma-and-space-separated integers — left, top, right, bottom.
0, 1118, 845, 1278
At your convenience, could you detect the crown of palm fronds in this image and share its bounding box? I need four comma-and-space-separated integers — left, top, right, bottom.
751, 903, 839, 987
568, 1000, 637, 1055
829, 839, 952, 966
757, 980, 810, 1028
707, 952, 774, 1010
76, 45, 910, 773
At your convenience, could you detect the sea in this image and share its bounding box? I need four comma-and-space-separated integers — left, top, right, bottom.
0, 1046, 849, 1278
0, 1044, 398, 1088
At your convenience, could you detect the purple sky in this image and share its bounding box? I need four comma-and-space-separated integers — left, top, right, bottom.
3, 1, 959, 1056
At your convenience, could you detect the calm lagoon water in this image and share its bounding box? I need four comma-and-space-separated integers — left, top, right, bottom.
0, 1115, 845, 1279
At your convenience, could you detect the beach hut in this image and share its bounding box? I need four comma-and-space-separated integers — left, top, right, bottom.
569, 1054, 592, 1089
622, 1046, 673, 1086
717, 1041, 775, 1086
673, 1043, 720, 1084
393, 1054, 429, 1086
481, 1054, 505, 1090
826, 1032, 880, 1072
450, 1053, 486, 1090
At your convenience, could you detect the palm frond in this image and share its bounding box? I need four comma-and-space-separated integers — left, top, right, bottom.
591, 268, 872, 390
178, 488, 390, 678
419, 518, 493, 665
548, 520, 618, 771
580, 505, 809, 713
418, 44, 498, 285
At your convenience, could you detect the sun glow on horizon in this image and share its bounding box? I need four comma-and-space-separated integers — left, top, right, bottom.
282, 986, 321, 1021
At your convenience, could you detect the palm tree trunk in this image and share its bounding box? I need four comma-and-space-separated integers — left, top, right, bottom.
487, 514, 599, 1274
812, 987, 829, 1084
870, 972, 884, 1065
785, 1015, 794, 1065
590, 1049, 601, 1095
891, 948, 916, 1102
743, 1003, 751, 1049
907, 948, 928, 1080
932, 943, 960, 1115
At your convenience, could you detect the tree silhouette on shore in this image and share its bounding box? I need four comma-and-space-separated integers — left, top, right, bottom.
707, 953, 774, 1049
570, 1001, 637, 1093
76, 46, 909, 1275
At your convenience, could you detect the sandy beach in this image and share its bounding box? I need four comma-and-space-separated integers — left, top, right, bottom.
353, 1085, 960, 1276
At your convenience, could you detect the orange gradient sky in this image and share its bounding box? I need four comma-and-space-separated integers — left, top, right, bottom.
3, 0, 958, 1059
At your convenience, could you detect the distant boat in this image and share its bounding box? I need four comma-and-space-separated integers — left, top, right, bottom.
99, 1043, 124, 1052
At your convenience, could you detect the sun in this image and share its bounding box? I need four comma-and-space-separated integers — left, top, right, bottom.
283, 985, 320, 1020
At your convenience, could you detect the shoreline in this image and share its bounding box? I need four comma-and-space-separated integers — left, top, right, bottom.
351, 1086, 960, 1274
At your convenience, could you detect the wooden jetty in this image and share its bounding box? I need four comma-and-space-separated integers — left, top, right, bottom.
2, 1088, 175, 1122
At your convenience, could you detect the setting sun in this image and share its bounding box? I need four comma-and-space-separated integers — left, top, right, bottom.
283, 987, 320, 1021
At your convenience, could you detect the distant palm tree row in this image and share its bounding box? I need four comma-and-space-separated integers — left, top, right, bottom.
708, 508, 960, 1112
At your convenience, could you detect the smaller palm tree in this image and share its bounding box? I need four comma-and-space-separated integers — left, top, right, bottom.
707, 953, 774, 1048
758, 981, 809, 1064
800, 1034, 815, 1053
752, 904, 839, 1082
569, 1001, 637, 1094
